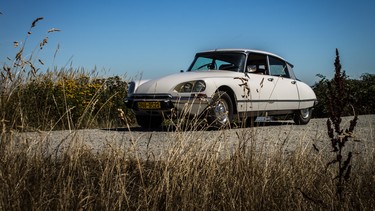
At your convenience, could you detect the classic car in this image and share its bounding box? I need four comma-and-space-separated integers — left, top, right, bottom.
125, 49, 317, 129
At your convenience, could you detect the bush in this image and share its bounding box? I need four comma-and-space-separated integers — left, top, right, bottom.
7, 70, 130, 130
313, 73, 375, 118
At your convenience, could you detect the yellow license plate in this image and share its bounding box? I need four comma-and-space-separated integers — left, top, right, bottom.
138, 101, 161, 109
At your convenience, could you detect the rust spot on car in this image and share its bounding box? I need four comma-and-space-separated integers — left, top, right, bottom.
234, 77, 250, 98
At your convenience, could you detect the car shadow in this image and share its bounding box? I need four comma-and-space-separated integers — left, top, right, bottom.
102, 120, 296, 133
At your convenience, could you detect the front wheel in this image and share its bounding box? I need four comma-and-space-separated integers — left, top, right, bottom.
293, 108, 312, 125
207, 91, 233, 128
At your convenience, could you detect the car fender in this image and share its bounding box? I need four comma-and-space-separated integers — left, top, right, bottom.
296, 81, 317, 109
127, 79, 149, 97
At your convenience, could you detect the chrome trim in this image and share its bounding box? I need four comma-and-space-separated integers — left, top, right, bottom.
237, 99, 317, 103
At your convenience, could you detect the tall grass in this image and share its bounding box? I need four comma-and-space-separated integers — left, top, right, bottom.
1, 65, 130, 131
1, 128, 375, 210
1, 18, 130, 132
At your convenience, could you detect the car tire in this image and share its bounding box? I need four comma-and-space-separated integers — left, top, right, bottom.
293, 108, 312, 125
136, 115, 163, 129
207, 91, 233, 128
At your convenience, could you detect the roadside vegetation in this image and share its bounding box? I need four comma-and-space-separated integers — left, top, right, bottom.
0, 18, 374, 210
0, 17, 130, 132
313, 73, 375, 118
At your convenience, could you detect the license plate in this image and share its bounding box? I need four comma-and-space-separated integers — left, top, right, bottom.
137, 101, 161, 110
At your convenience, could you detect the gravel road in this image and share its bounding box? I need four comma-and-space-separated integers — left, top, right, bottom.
15, 115, 375, 159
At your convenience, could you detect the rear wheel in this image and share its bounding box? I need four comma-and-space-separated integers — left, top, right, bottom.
136, 115, 163, 129
207, 91, 233, 128
293, 108, 312, 125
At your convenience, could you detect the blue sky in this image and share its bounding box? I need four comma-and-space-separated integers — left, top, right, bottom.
1, 0, 374, 85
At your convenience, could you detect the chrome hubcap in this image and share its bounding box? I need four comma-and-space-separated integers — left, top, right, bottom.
214, 100, 229, 124
300, 109, 310, 119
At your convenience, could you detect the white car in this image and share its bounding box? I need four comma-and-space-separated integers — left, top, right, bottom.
125, 49, 317, 129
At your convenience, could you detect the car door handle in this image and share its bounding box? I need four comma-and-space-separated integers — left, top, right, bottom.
268, 78, 274, 82
291, 80, 296, 84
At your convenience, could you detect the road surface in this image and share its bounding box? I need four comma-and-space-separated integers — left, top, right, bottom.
14, 115, 375, 159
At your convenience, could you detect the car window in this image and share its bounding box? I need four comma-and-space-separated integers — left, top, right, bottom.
188, 53, 245, 72
191, 57, 214, 71
246, 53, 268, 74
268, 56, 290, 78
287, 63, 297, 80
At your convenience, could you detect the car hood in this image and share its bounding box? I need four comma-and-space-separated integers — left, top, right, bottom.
135, 70, 237, 94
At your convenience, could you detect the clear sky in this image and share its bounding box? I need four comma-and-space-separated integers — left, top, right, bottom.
1, 0, 374, 85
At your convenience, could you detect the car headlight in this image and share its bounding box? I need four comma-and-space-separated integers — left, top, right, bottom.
193, 80, 206, 92
182, 82, 193, 92
175, 80, 206, 93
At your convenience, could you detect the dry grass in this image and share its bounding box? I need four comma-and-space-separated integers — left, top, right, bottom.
1, 126, 375, 210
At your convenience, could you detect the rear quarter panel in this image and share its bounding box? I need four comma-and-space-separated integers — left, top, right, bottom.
296, 81, 317, 109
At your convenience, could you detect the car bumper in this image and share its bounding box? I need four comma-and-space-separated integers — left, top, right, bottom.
125, 93, 211, 116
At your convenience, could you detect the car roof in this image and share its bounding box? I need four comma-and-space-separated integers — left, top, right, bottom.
197, 49, 293, 67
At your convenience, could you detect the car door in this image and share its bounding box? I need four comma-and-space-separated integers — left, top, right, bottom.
250, 73, 280, 111
241, 53, 279, 112
267, 56, 300, 110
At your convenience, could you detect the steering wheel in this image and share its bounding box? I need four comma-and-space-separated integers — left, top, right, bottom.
197, 62, 217, 70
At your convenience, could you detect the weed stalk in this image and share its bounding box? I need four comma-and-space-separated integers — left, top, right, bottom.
326, 48, 358, 200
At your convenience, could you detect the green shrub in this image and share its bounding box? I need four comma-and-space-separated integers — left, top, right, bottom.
14, 70, 130, 130
313, 73, 375, 118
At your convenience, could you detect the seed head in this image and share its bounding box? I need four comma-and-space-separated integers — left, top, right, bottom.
31, 17, 44, 28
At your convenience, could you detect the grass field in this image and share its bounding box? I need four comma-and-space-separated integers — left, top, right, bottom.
1, 119, 375, 210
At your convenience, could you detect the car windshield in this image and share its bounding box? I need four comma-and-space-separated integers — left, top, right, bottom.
188, 52, 246, 72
